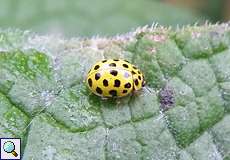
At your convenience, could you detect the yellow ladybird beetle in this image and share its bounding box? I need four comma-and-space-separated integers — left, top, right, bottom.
86, 59, 145, 98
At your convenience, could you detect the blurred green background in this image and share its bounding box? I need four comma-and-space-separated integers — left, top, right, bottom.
0, 0, 229, 37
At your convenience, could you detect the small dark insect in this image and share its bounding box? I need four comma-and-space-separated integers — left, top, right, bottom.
159, 85, 175, 111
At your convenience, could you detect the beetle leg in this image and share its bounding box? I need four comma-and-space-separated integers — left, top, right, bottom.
101, 97, 109, 100
116, 99, 121, 105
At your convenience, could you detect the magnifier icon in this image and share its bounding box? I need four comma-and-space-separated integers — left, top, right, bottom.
3, 141, 18, 157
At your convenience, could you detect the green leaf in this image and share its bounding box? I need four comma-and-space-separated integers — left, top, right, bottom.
0, 23, 230, 159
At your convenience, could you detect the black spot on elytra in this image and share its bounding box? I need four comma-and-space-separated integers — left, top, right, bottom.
88, 78, 92, 87
124, 82, 131, 88
114, 79, 121, 87
122, 64, 129, 68
113, 59, 119, 61
131, 71, 136, 75
124, 60, 130, 63
109, 63, 116, 67
138, 75, 141, 80
123, 90, 128, 93
138, 71, 141, 74
96, 87, 103, 94
109, 90, 117, 97
110, 70, 118, 76
94, 65, 100, 70
102, 60, 107, 63
103, 79, 108, 87
159, 85, 175, 111
134, 79, 139, 86
133, 66, 137, 69
95, 73, 101, 80
88, 69, 91, 74
124, 72, 130, 78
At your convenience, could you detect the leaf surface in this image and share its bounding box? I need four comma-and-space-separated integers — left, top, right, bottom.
0, 24, 230, 159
